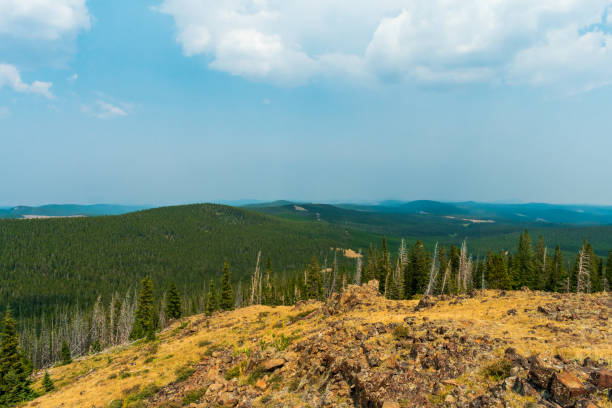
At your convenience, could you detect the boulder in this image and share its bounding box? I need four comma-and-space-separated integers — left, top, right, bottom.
590, 369, 612, 389
261, 358, 285, 371
529, 356, 555, 388
551, 372, 587, 406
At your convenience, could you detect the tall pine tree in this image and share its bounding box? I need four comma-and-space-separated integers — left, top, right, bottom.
546, 245, 566, 292
0, 309, 34, 406
605, 249, 612, 291
515, 230, 536, 289
165, 282, 182, 320
306, 257, 323, 300
220, 261, 234, 311
205, 279, 218, 315
130, 277, 155, 341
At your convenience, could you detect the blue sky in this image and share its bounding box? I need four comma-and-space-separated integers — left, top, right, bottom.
1, 0, 612, 206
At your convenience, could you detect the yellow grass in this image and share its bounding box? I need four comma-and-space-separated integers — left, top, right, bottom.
25, 290, 611, 407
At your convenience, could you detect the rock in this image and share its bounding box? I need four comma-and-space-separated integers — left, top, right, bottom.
529, 356, 555, 388
507, 309, 517, 316
414, 296, 436, 311
590, 369, 612, 389
502, 376, 517, 391
218, 391, 238, 406
551, 372, 587, 406
574, 401, 599, 408
538, 305, 552, 315
516, 378, 540, 398
444, 394, 457, 404
382, 402, 400, 408
261, 358, 285, 371
504, 347, 528, 369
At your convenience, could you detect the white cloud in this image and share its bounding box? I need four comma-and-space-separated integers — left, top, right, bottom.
82, 100, 128, 119
68, 73, 78, 82
156, 0, 612, 90
0, 0, 91, 40
0, 63, 53, 98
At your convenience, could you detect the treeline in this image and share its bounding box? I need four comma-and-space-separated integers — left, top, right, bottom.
0, 204, 369, 320
7, 230, 609, 374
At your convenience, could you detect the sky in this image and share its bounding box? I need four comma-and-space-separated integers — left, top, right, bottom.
1, 0, 612, 206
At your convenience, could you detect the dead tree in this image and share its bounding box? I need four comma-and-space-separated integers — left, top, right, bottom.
354, 250, 362, 285
576, 246, 591, 293
250, 251, 262, 305
425, 243, 439, 296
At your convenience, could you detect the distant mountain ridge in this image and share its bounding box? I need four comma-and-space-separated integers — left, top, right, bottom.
0, 204, 147, 219
247, 200, 612, 225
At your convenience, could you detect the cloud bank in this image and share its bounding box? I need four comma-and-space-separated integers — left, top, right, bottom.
157, 0, 612, 90
0, 0, 90, 40
0, 63, 53, 98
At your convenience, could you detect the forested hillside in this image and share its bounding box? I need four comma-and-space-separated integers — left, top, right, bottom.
0, 204, 373, 319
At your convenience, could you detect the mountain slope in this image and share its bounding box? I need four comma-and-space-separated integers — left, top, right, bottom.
0, 204, 374, 318
25, 285, 612, 408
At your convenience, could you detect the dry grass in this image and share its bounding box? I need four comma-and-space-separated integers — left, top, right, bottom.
25, 290, 611, 407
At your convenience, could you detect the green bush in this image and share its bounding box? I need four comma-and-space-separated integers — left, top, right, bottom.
482, 359, 513, 381
392, 325, 411, 340
225, 365, 240, 381
182, 387, 207, 405
174, 365, 195, 382
107, 399, 123, 408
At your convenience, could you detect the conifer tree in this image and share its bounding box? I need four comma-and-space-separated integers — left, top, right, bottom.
205, 279, 218, 315
42, 371, 55, 392
534, 235, 546, 290
220, 262, 234, 311
405, 241, 430, 298
0, 310, 34, 406
130, 277, 155, 341
306, 257, 323, 300
60, 341, 72, 365
605, 249, 612, 291
485, 251, 511, 290
546, 246, 566, 292
165, 282, 182, 320
515, 230, 536, 288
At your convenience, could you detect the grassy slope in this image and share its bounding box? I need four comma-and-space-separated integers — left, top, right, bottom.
25, 289, 611, 408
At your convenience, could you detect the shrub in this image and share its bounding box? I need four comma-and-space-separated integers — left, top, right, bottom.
198, 340, 212, 348
225, 365, 240, 381
392, 325, 411, 340
174, 365, 195, 382
482, 359, 513, 381
107, 400, 123, 408
182, 387, 207, 405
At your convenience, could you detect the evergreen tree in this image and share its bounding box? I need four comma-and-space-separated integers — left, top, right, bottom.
405, 241, 430, 298
220, 261, 234, 311
378, 237, 389, 293
205, 279, 218, 315
306, 257, 323, 300
515, 230, 536, 288
165, 282, 182, 320
60, 341, 72, 365
42, 371, 55, 393
0, 310, 34, 406
534, 235, 546, 290
605, 249, 612, 291
485, 251, 511, 290
130, 277, 155, 341
547, 246, 566, 292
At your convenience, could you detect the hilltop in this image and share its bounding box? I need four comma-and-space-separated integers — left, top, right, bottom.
0, 204, 374, 319
26, 285, 611, 408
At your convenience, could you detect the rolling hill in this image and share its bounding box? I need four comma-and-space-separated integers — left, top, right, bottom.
0, 204, 376, 319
